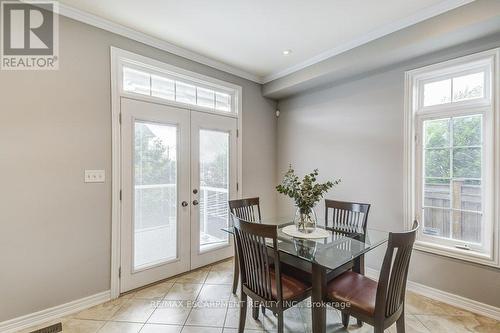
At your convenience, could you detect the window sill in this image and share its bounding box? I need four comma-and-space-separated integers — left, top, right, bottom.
414, 240, 499, 268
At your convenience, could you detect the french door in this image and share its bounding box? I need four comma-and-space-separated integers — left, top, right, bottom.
120, 98, 237, 292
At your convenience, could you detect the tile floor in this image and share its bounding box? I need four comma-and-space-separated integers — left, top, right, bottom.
20, 258, 500, 333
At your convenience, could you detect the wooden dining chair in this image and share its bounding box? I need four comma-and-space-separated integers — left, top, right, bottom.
325, 199, 371, 234
232, 215, 312, 333
229, 197, 261, 222
228, 197, 262, 293
325, 221, 419, 333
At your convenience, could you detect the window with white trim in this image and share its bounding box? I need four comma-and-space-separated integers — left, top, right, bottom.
122, 66, 235, 114
406, 49, 499, 265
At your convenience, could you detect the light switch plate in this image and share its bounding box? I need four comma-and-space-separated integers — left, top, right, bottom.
85, 170, 105, 183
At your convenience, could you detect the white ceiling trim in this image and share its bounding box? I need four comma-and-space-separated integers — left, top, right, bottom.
40, 0, 473, 85
55, 3, 263, 83
261, 0, 475, 83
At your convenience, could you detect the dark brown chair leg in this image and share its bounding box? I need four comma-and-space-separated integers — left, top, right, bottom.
252, 301, 259, 319
277, 310, 284, 333
357, 319, 363, 326
341, 312, 350, 328
396, 311, 405, 333
232, 251, 239, 294
238, 292, 247, 333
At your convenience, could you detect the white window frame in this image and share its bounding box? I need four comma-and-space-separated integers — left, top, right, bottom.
404, 48, 500, 267
109, 47, 243, 298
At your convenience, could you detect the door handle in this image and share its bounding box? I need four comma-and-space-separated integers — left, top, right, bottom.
192, 200, 199, 206
181, 201, 188, 207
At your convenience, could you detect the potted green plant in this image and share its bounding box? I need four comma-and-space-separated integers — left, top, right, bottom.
276, 165, 341, 233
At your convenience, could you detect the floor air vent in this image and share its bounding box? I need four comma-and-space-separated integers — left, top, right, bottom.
30, 322, 62, 333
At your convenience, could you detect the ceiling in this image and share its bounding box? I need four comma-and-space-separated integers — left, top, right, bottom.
58, 0, 473, 83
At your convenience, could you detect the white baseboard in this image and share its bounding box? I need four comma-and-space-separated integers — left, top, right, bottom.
365, 267, 500, 321
0, 290, 111, 333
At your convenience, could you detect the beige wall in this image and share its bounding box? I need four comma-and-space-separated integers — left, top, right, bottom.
276, 43, 500, 308
0, 16, 277, 321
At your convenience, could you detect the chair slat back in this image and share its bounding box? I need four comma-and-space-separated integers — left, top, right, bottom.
232, 215, 281, 302
325, 200, 370, 234
229, 197, 261, 222
376, 221, 419, 319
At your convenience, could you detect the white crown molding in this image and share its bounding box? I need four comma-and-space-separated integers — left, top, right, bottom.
0, 290, 110, 333
261, 0, 475, 83
365, 267, 500, 321
54, 3, 263, 83
33, 1, 473, 86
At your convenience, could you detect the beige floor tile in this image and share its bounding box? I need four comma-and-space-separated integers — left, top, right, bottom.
406, 292, 474, 316
224, 303, 277, 331
205, 270, 234, 285
111, 298, 157, 323
181, 326, 223, 333
134, 281, 175, 300
416, 315, 473, 333
164, 283, 203, 301
148, 300, 193, 325
465, 314, 500, 333
176, 269, 209, 283
197, 284, 232, 302
222, 329, 266, 333
62, 318, 106, 333
140, 323, 183, 333
386, 315, 431, 333
185, 306, 228, 327
210, 259, 234, 273
418, 314, 500, 333
97, 321, 143, 333
74, 298, 128, 320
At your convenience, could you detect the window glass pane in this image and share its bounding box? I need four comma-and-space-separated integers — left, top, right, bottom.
216, 92, 231, 112
457, 179, 482, 212
123, 67, 150, 95
424, 178, 450, 208
175, 81, 196, 104
453, 148, 481, 178
423, 79, 451, 107
423, 207, 450, 238
425, 149, 450, 178
453, 115, 481, 146
452, 211, 482, 243
134, 122, 178, 270
452, 72, 484, 102
424, 118, 450, 148
199, 129, 229, 252
151, 75, 175, 100
197, 87, 215, 108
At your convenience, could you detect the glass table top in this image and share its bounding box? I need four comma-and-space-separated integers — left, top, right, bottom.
223, 216, 390, 271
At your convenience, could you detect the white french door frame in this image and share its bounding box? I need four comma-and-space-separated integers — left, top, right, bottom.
110, 47, 243, 299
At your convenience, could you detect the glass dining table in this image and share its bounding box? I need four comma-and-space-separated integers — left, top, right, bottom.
222, 216, 390, 333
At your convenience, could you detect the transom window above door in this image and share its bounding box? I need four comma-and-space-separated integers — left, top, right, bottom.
119, 59, 240, 116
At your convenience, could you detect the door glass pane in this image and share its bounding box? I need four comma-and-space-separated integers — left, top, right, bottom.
134, 121, 178, 270
199, 129, 229, 252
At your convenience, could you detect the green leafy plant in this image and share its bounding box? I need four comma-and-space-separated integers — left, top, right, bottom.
276, 165, 341, 214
